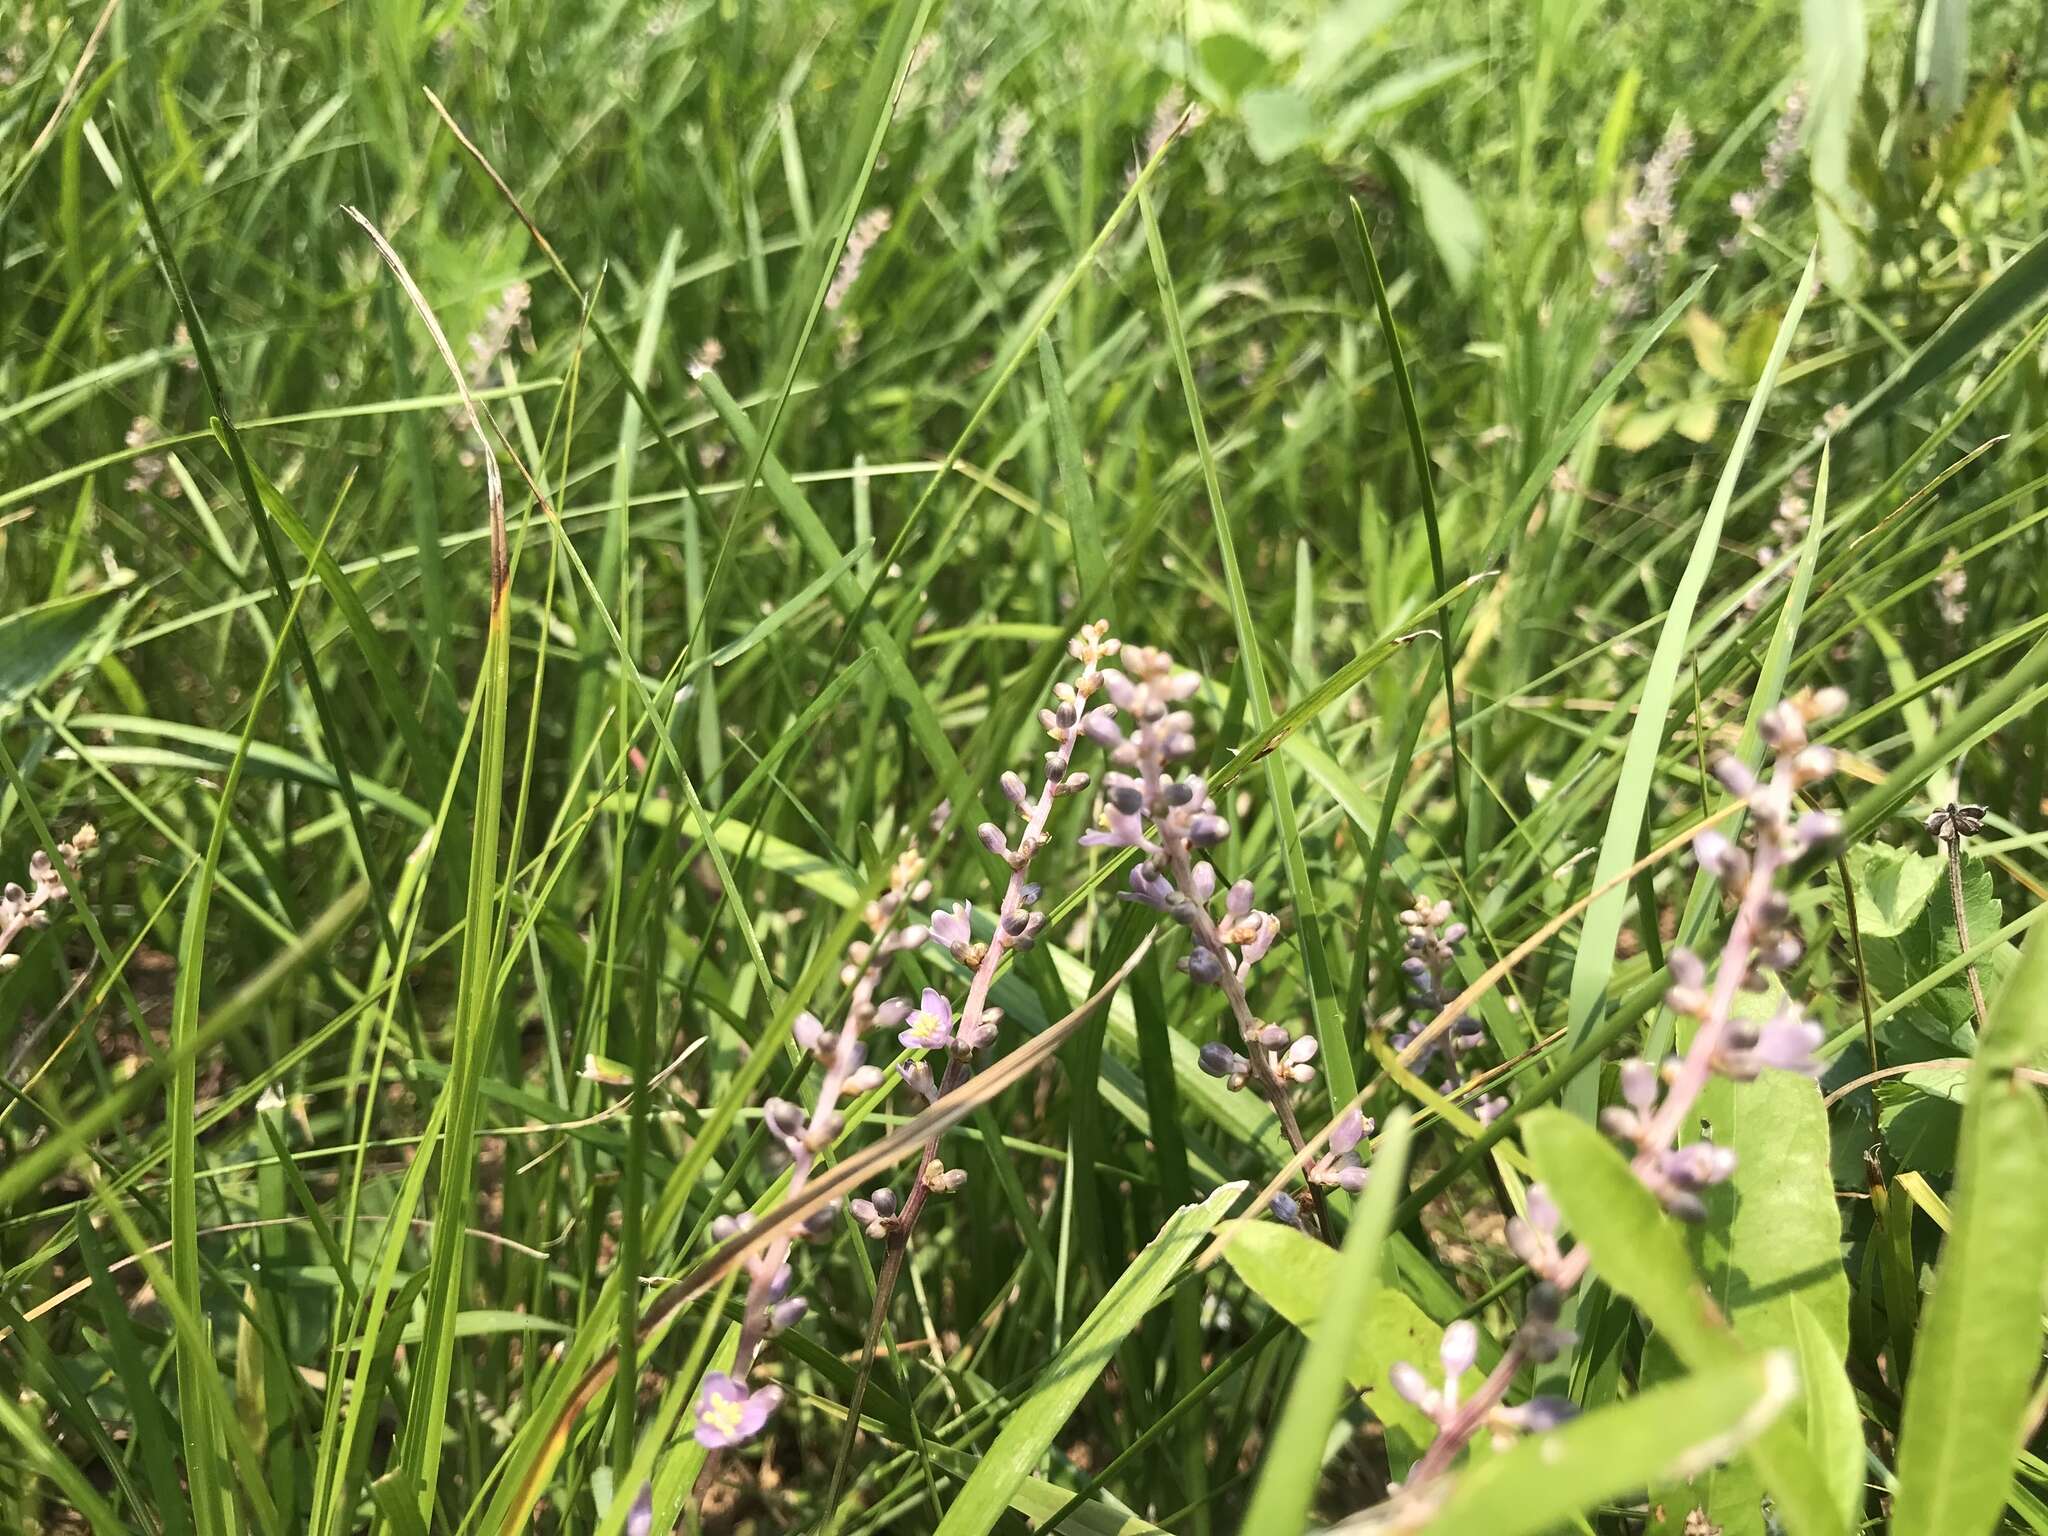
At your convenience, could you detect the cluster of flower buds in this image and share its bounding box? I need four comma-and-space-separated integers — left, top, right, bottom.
1599, 118, 1694, 317
848, 1187, 899, 1239
691, 843, 932, 1449
1389, 895, 1503, 1122
1307, 1107, 1373, 1193
1725, 88, 1806, 238
1504, 1184, 1567, 1286
866, 622, 1122, 1227
1600, 687, 1844, 1221
1601, 1057, 1742, 1223
1076, 646, 1317, 1158
1391, 1315, 1579, 1489
0, 825, 95, 971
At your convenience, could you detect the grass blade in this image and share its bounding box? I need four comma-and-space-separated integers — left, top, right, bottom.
1891, 924, 2048, 1536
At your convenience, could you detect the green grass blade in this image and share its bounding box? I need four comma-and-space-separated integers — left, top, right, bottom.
1560, 247, 1817, 1112
931, 1181, 1244, 1536
1891, 924, 2048, 1536
1240, 1112, 1414, 1533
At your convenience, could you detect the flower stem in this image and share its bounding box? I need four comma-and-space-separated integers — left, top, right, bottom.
1945, 834, 1990, 1031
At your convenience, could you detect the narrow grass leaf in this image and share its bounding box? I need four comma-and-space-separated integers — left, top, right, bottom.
1241, 1112, 1414, 1533
931, 1181, 1244, 1536
1891, 924, 2048, 1536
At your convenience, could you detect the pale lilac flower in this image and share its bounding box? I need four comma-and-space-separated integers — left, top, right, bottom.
929, 897, 974, 958
1714, 1004, 1824, 1080
1278, 1035, 1319, 1084
898, 988, 956, 1051
692, 1372, 782, 1449
826, 208, 891, 311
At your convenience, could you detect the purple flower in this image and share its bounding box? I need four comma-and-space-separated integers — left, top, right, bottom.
625, 1482, 653, 1536
929, 902, 973, 952
898, 987, 956, 1050
1080, 804, 1154, 852
1123, 863, 1174, 909
793, 1011, 830, 1056
1716, 1004, 1823, 1080
691, 1372, 782, 1448
1235, 912, 1280, 969
1080, 704, 1124, 749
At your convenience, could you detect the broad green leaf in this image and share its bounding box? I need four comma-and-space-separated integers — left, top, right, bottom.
0, 579, 131, 714
1892, 924, 2048, 1536
1418, 1351, 1799, 1536
1197, 31, 1273, 98
1242, 1113, 1413, 1534
1222, 1217, 1462, 1468
1837, 849, 2006, 1058
932, 1182, 1244, 1536
1524, 1109, 1846, 1536
1801, 0, 1868, 290
1874, 1068, 1967, 1178
1838, 844, 1944, 939
1647, 989, 1857, 1533
1792, 1296, 1866, 1527
1386, 144, 1485, 294
1241, 87, 1316, 162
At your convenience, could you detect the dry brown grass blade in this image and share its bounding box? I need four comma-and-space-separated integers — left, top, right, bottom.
15, 0, 120, 180
340, 204, 510, 600
1197, 797, 1746, 1273
421, 87, 569, 281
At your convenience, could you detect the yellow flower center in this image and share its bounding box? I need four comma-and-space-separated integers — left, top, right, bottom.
702, 1392, 745, 1436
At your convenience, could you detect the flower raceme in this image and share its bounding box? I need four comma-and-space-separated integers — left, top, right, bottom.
687, 844, 931, 1451
1075, 644, 1324, 1206
1601, 685, 1841, 1221
0, 824, 95, 972
692, 626, 1119, 1455
1388, 685, 1850, 1503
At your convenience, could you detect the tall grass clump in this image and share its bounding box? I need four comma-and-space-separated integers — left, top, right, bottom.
6, 1, 2048, 1533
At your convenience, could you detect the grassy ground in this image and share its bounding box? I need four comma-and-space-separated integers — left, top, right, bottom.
5, 0, 2048, 1532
